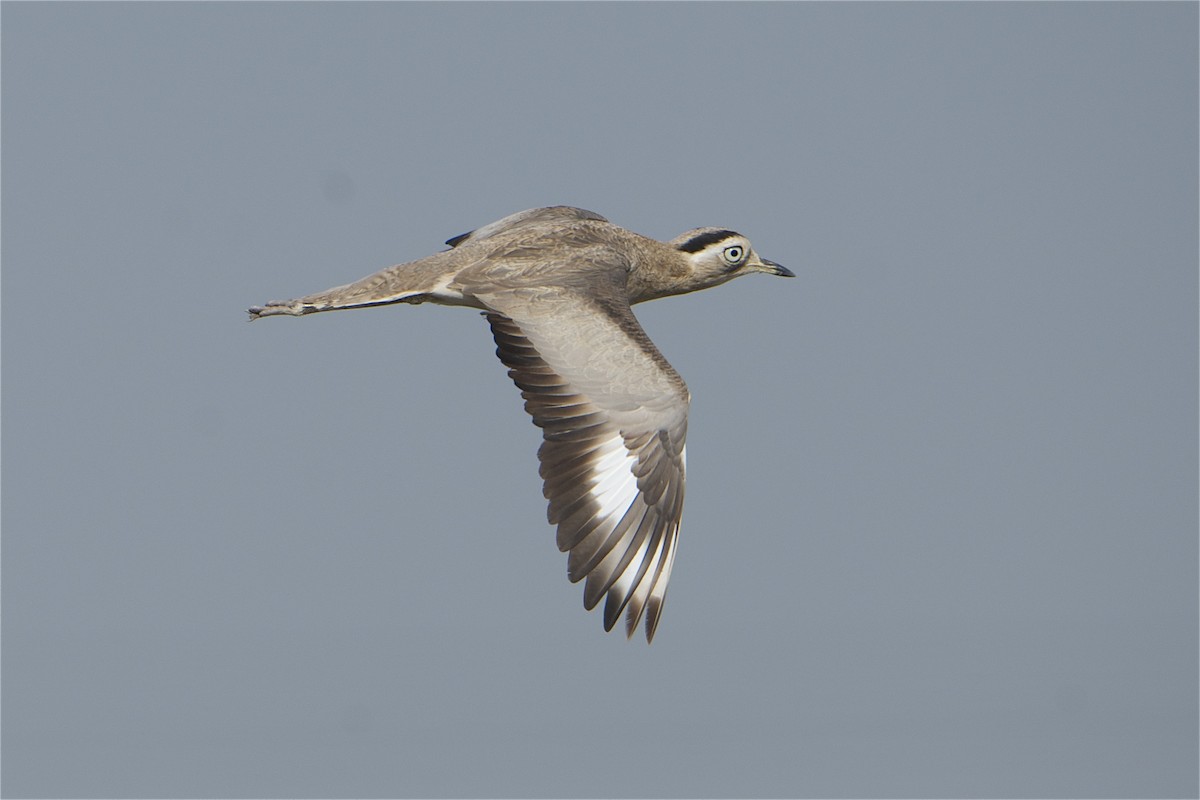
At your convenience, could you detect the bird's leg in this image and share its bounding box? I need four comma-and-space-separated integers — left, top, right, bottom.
247, 279, 369, 320
247, 300, 316, 319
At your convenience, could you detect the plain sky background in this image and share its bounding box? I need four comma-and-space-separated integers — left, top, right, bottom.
2, 3, 1196, 798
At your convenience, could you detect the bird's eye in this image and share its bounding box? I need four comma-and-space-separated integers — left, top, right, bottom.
722, 245, 744, 264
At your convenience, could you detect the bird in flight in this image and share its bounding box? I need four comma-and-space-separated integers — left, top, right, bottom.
249, 206, 793, 641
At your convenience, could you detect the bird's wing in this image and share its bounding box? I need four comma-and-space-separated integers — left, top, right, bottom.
477, 286, 688, 642
445, 206, 608, 248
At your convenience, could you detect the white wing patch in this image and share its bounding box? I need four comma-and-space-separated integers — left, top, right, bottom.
587, 434, 640, 520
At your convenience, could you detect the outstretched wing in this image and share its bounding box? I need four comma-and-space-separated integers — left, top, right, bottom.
479, 287, 688, 642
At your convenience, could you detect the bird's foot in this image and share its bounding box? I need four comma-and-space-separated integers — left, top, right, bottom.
247, 301, 310, 320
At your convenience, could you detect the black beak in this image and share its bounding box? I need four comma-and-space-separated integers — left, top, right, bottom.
760, 258, 795, 278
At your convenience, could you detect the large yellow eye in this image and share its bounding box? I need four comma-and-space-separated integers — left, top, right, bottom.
722, 245, 745, 264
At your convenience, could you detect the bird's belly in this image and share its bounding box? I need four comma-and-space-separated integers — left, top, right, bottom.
425, 281, 487, 309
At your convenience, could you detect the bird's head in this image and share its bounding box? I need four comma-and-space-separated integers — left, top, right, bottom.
670, 227, 793, 289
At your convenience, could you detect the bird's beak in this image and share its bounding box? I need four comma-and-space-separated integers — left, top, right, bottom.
757, 257, 795, 278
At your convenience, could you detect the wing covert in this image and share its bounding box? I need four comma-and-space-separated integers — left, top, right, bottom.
446, 206, 608, 248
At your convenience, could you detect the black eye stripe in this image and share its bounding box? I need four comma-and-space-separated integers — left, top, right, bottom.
677, 229, 740, 253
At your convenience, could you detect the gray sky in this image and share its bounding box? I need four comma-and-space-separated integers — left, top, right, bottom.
3, 3, 1196, 798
